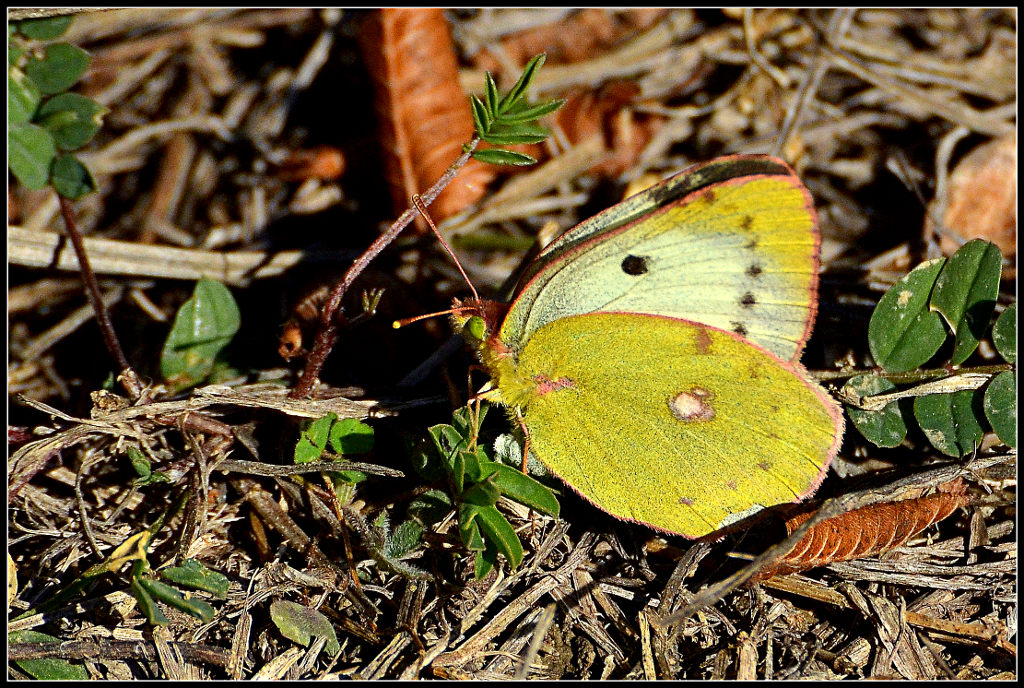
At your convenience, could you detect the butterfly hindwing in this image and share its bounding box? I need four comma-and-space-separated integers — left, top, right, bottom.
511, 312, 843, 537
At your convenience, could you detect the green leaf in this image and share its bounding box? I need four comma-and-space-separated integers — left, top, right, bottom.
159, 559, 230, 598
136, 577, 215, 622
451, 403, 488, 439
495, 98, 565, 123
409, 436, 446, 482
50, 153, 96, 198
14, 655, 89, 681
913, 389, 986, 457
484, 71, 499, 116
295, 413, 335, 463
501, 53, 546, 112
130, 574, 170, 626
475, 505, 524, 569
487, 463, 560, 517
868, 257, 948, 372
24, 42, 90, 94
383, 519, 423, 559
10, 42, 25, 66
458, 503, 486, 551
159, 279, 241, 391
930, 240, 1002, 365
470, 53, 560, 156
8, 121, 56, 189
428, 423, 471, 480
329, 417, 374, 455
462, 475, 501, 507
452, 447, 467, 494
984, 371, 1016, 448
331, 469, 367, 485
10, 631, 90, 680
17, 15, 74, 40
844, 374, 908, 448
269, 600, 341, 655
472, 148, 538, 166
308, 414, 335, 449
293, 436, 321, 464
37, 92, 107, 149
470, 94, 488, 136
125, 446, 169, 485
407, 488, 452, 526
460, 447, 490, 484
992, 303, 1016, 364
479, 122, 550, 145
126, 445, 151, 479
9, 67, 41, 123
474, 544, 499, 579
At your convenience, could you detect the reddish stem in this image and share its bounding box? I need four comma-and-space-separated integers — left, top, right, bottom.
58, 195, 143, 398
290, 139, 480, 398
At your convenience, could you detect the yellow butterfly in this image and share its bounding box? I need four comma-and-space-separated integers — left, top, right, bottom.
454, 155, 844, 538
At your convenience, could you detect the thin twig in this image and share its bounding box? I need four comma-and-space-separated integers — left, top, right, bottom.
772, 8, 857, 159
57, 195, 143, 398
291, 139, 481, 398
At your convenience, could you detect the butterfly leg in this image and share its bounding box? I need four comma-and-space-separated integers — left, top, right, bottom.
515, 407, 531, 474
514, 406, 541, 538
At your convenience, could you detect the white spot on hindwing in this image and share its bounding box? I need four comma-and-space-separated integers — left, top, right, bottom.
668, 387, 716, 422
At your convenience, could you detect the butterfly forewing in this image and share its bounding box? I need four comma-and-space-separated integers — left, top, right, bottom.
500, 155, 820, 362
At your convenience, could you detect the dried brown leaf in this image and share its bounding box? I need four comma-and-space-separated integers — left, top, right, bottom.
931, 133, 1016, 274
754, 479, 970, 581
277, 284, 329, 361
360, 8, 495, 228
551, 81, 663, 178
472, 9, 668, 72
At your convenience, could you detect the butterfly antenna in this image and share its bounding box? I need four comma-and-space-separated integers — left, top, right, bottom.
412, 194, 480, 303
393, 304, 477, 329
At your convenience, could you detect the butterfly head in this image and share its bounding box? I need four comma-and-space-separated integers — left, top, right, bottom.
461, 314, 488, 344
452, 297, 515, 367
451, 298, 503, 338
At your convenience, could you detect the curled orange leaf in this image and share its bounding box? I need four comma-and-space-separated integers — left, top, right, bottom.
551, 81, 662, 178
753, 479, 970, 581
360, 8, 495, 228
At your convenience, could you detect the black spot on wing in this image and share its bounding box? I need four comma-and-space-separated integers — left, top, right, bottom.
732, 322, 748, 337
621, 255, 650, 275
740, 292, 757, 307
746, 263, 763, 278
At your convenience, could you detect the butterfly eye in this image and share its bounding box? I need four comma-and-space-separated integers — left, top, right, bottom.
463, 316, 488, 342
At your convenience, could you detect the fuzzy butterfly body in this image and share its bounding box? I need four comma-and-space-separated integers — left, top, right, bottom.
455, 155, 844, 538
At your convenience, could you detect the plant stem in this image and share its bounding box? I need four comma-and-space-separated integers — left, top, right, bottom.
58, 194, 143, 398
814, 363, 1014, 383
291, 138, 481, 398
